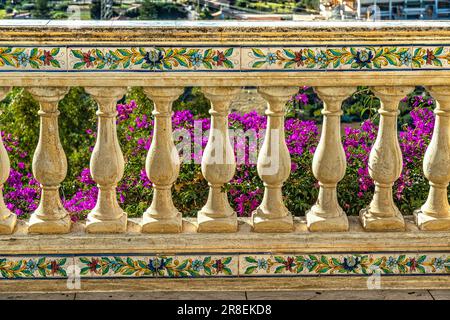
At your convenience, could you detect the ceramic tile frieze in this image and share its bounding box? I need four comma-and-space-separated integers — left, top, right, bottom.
240, 253, 450, 276
1, 252, 450, 279
1, 45, 450, 72
0, 256, 71, 278
241, 46, 417, 70
67, 47, 240, 71
75, 255, 238, 278
0, 47, 66, 70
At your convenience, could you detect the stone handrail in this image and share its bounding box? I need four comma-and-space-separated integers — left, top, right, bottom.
0, 21, 449, 290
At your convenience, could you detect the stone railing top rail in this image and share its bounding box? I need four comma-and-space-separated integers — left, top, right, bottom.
1, 20, 450, 44
2, 20, 450, 86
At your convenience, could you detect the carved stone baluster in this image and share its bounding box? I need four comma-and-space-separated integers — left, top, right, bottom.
306, 87, 355, 232
360, 86, 413, 231
27, 87, 70, 234
0, 87, 16, 234
85, 87, 127, 233
414, 86, 450, 230
198, 87, 240, 233
141, 87, 183, 233
252, 86, 298, 233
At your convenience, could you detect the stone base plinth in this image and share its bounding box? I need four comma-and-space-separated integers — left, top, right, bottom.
197, 212, 237, 233
85, 213, 127, 234
28, 214, 71, 234
141, 213, 182, 233
251, 212, 293, 233
0, 214, 17, 234
306, 211, 349, 232
414, 210, 450, 231
1, 217, 450, 292
359, 207, 405, 232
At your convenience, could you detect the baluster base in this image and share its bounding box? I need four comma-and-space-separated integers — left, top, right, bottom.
0, 214, 17, 234
85, 213, 127, 234
28, 214, 71, 234
306, 209, 349, 232
414, 209, 450, 231
359, 207, 405, 231
252, 211, 294, 233
141, 212, 182, 233
197, 212, 238, 233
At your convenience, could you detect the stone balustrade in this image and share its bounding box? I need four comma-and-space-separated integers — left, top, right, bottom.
0, 21, 450, 291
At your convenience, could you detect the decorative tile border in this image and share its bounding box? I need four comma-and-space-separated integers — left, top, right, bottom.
1, 252, 450, 279
240, 253, 450, 276
0, 47, 66, 70
1, 45, 450, 72
68, 47, 239, 71
0, 256, 69, 278
75, 255, 237, 278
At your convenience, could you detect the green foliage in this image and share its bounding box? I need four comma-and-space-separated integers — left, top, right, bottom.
139, 1, 187, 20
33, 0, 50, 19
173, 87, 210, 118
90, 0, 101, 20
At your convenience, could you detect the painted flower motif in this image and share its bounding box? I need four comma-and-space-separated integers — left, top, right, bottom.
41, 50, 54, 66
190, 52, 203, 67
399, 51, 412, 66
266, 52, 277, 65
144, 50, 164, 68
148, 257, 166, 272
408, 258, 417, 271
304, 259, 315, 270
283, 257, 295, 272
26, 259, 37, 272
314, 51, 328, 65
87, 258, 99, 272
213, 259, 224, 273
83, 52, 93, 68
433, 257, 445, 270
342, 256, 360, 271
102, 52, 117, 66
215, 51, 227, 66
354, 49, 373, 69
191, 259, 203, 272
294, 51, 304, 66
386, 256, 397, 268
108, 260, 120, 271
426, 49, 436, 65
17, 53, 29, 67
257, 258, 268, 269
50, 260, 60, 275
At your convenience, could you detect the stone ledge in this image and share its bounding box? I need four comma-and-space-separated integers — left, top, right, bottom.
1, 277, 449, 293
1, 216, 450, 254
1, 21, 450, 44
1, 216, 449, 291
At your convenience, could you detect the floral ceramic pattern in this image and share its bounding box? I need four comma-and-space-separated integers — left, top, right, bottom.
68, 47, 238, 71
0, 47, 64, 70
1, 45, 450, 72
0, 257, 68, 278
244, 46, 450, 70
76, 255, 236, 277
241, 253, 450, 276
1, 253, 450, 279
